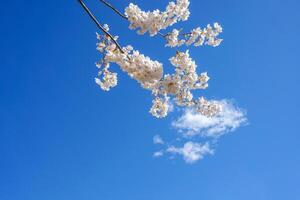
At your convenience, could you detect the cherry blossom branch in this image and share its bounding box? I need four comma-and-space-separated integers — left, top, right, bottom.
78, 0, 223, 118
78, 0, 125, 53
98, 0, 168, 38
99, 0, 128, 20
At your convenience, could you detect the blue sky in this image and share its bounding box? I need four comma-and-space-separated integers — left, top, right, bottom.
1, 0, 300, 199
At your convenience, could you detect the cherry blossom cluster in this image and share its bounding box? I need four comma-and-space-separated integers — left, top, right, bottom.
149, 97, 170, 118
165, 23, 223, 47
95, 63, 118, 91
124, 0, 190, 36
196, 97, 222, 117
95, 30, 163, 91
162, 51, 209, 104
148, 51, 221, 118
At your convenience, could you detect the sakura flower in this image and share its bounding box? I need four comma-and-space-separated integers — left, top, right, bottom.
196, 97, 222, 117
165, 29, 185, 47
95, 68, 118, 91
165, 23, 223, 47
150, 97, 169, 118
125, 0, 190, 36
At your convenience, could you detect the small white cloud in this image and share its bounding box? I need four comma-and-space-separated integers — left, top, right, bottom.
153, 151, 164, 158
167, 142, 213, 163
153, 134, 164, 145
172, 100, 247, 138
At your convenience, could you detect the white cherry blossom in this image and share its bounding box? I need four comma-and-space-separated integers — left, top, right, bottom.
125, 0, 190, 36
165, 23, 223, 47
95, 67, 118, 91
150, 97, 169, 118
196, 97, 222, 117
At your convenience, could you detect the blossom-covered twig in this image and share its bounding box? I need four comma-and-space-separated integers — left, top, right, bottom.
165, 24, 223, 47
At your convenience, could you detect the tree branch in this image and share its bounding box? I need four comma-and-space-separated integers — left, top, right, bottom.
77, 0, 124, 53
99, 0, 128, 20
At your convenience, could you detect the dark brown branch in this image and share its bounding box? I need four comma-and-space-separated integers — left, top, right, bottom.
77, 0, 124, 53
99, 0, 128, 20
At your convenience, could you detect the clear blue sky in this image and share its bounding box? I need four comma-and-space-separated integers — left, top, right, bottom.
1, 0, 299, 199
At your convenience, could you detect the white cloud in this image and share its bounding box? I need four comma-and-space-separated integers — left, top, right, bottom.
153, 134, 164, 144
153, 151, 164, 157
167, 142, 213, 163
152, 99, 247, 164
172, 100, 247, 138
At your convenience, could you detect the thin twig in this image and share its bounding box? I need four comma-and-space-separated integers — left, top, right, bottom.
158, 32, 168, 37
99, 0, 128, 19
78, 0, 124, 53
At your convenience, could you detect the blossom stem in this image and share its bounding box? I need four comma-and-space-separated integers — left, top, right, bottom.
77, 0, 124, 53
99, 0, 128, 20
